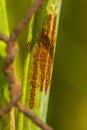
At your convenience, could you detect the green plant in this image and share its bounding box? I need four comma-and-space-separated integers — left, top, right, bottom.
0, 0, 62, 129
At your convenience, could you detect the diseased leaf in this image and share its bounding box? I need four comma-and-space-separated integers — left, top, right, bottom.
17, 0, 62, 130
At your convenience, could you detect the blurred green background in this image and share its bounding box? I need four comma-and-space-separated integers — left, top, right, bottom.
6, 0, 87, 130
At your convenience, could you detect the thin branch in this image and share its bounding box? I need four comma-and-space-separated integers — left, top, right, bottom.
0, 100, 17, 116
10, 0, 44, 42
0, 33, 9, 43
17, 102, 53, 130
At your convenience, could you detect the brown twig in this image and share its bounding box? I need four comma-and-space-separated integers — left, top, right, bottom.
0, 99, 18, 116
0, 0, 53, 130
0, 33, 9, 43
17, 102, 53, 130
10, 0, 44, 42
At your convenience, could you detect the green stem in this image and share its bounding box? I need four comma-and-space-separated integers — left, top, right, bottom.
16, 1, 35, 130
17, 0, 62, 130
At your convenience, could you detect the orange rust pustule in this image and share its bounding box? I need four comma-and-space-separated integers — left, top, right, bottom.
45, 14, 57, 92
30, 13, 57, 100
51, 14, 57, 47
39, 14, 53, 92
45, 49, 53, 92
40, 36, 50, 91
30, 44, 40, 109
46, 14, 53, 39
39, 21, 53, 91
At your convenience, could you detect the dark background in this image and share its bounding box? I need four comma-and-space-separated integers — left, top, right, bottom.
6, 0, 87, 130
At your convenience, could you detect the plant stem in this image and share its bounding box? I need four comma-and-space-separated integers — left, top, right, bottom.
17, 0, 62, 130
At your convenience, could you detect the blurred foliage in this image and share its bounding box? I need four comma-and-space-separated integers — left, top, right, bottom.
47, 0, 87, 130
6, 0, 87, 130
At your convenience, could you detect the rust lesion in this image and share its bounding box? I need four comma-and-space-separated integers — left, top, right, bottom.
40, 13, 57, 92
0, 0, 53, 129
30, 13, 57, 108
45, 14, 57, 92
30, 44, 40, 109
40, 29, 50, 91
46, 14, 53, 40
51, 14, 57, 46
